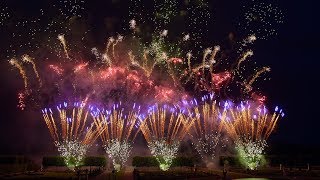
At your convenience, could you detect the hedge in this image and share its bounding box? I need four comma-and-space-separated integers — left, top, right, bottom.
132, 156, 194, 167
0, 156, 29, 164
0, 156, 40, 172
172, 156, 194, 167
219, 156, 241, 167
132, 156, 158, 167
219, 155, 320, 167
42, 156, 107, 167
83, 156, 106, 167
42, 156, 65, 167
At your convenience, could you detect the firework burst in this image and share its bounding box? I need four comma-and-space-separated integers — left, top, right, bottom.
180, 34, 271, 101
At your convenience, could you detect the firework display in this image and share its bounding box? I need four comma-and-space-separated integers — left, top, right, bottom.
139, 105, 194, 171
222, 103, 284, 170
4, 0, 286, 172
41, 102, 104, 170
91, 103, 141, 171
6, 0, 277, 109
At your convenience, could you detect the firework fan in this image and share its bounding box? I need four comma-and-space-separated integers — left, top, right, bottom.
41, 101, 104, 170
139, 104, 194, 171
91, 102, 141, 171
186, 94, 229, 166
222, 102, 284, 170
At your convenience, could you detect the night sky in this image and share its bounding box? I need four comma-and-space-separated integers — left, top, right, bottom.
0, 0, 319, 156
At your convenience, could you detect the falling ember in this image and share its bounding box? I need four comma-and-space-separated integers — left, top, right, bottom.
212, 71, 232, 90
161, 29, 168, 37
58, 34, 69, 59
186, 52, 192, 71
237, 50, 254, 70
22, 54, 42, 87
17, 92, 26, 110
247, 34, 257, 43
112, 35, 124, 59
244, 67, 271, 93
183, 34, 190, 41
154, 86, 175, 103
100, 67, 126, 80
168, 57, 183, 64
9, 58, 28, 92
251, 92, 267, 104
49, 65, 64, 75
129, 19, 136, 30
202, 48, 212, 71
91, 47, 101, 60
209, 46, 220, 66
74, 62, 89, 73
103, 37, 115, 66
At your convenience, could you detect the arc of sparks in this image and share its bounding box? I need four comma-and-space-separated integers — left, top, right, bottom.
22, 54, 42, 87
244, 67, 271, 93
58, 34, 69, 59
9, 58, 28, 92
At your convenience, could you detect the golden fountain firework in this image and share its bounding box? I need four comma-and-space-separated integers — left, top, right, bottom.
222, 102, 284, 170
41, 101, 104, 170
91, 103, 141, 171
139, 104, 194, 171
187, 94, 229, 164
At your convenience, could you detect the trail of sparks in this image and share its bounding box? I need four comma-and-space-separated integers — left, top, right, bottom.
245, 67, 271, 93
103, 37, 115, 66
237, 50, 254, 70
58, 34, 69, 59
22, 54, 42, 87
10, 58, 28, 92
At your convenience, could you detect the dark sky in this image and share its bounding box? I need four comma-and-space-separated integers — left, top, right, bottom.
0, 0, 319, 155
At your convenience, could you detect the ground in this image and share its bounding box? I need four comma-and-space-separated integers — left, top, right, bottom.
1, 166, 320, 179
